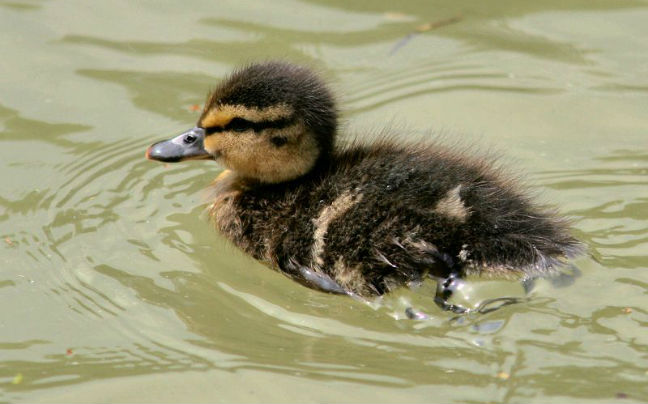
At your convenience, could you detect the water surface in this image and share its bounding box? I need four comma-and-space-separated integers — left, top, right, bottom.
1, 0, 647, 402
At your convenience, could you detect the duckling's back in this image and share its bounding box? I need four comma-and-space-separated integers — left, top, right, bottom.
209, 139, 581, 296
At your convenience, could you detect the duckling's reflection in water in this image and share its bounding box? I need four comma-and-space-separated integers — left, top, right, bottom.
146, 62, 583, 316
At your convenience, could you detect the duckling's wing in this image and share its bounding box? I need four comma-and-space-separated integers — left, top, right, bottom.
373, 238, 459, 287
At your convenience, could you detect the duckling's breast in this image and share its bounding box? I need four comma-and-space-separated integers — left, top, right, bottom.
207, 169, 323, 269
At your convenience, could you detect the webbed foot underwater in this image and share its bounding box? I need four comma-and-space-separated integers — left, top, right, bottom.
146, 61, 582, 309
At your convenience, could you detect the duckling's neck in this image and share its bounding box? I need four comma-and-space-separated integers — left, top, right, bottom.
210, 157, 328, 198
252, 145, 335, 187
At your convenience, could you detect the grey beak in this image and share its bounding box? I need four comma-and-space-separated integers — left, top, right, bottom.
146, 127, 210, 163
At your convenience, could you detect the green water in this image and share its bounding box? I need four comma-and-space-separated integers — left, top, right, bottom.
1, 0, 647, 402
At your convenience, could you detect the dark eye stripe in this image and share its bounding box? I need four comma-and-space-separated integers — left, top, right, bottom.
204, 116, 295, 135
205, 126, 223, 135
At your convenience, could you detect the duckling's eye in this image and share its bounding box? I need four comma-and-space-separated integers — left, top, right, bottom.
227, 118, 251, 132
270, 136, 288, 147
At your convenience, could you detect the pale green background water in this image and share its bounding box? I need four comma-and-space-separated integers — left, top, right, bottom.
1, 0, 647, 402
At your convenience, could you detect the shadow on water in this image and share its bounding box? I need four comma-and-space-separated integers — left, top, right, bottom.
0, 0, 44, 12
76, 69, 217, 124
0, 104, 92, 152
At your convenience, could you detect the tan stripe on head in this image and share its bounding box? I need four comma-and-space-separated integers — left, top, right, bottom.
200, 104, 294, 128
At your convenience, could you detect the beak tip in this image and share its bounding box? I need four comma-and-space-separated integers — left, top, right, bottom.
144, 143, 182, 163
145, 144, 166, 162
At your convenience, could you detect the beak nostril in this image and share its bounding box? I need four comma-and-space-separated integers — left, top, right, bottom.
184, 134, 197, 144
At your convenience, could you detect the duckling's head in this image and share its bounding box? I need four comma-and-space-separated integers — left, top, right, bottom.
147, 62, 337, 183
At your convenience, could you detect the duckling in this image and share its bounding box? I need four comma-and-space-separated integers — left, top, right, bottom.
146, 61, 582, 308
